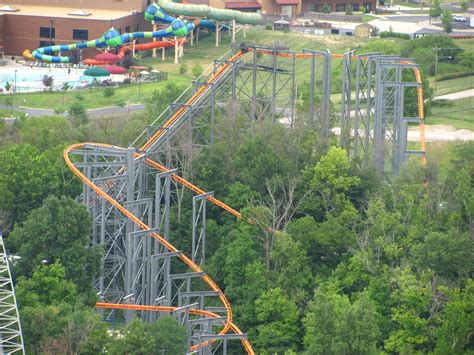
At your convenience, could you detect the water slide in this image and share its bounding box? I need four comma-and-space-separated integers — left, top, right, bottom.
82, 38, 186, 66
23, 2, 261, 63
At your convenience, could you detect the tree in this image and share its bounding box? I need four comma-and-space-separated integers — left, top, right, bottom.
121, 55, 133, 69
149, 316, 188, 353
61, 82, 71, 105
109, 317, 187, 354
179, 62, 188, 74
345, 3, 353, 15
103, 87, 115, 103
410, 231, 474, 280
430, 0, 443, 18
18, 115, 71, 150
460, 1, 468, 11
192, 63, 203, 79
442, 10, 453, 33
303, 287, 380, 354
384, 268, 433, 353
68, 101, 88, 127
321, 3, 331, 13
255, 288, 299, 353
9, 196, 101, 294
42, 75, 54, 91
271, 232, 313, 307
311, 146, 360, 217
0, 144, 63, 228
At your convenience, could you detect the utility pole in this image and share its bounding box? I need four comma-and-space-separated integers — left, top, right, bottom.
434, 46, 438, 91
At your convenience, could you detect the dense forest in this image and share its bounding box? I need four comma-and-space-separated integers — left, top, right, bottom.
0, 41, 473, 353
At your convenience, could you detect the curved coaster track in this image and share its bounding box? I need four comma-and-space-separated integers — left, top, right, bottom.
63, 45, 426, 354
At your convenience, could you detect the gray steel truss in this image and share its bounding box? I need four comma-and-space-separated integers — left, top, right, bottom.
0, 232, 24, 354
339, 54, 425, 175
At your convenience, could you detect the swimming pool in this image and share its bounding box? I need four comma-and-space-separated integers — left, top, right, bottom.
0, 66, 92, 93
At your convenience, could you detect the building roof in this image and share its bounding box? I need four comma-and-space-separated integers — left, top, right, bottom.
0, 4, 133, 20
275, 0, 299, 4
225, 1, 262, 9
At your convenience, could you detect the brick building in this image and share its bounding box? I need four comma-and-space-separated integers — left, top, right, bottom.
0, 0, 151, 56
300, 0, 376, 13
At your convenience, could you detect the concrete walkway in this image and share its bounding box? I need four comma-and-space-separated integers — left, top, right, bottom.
435, 89, 474, 101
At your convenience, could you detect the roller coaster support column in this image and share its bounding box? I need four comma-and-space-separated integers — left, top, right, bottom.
191, 28, 194, 46
152, 22, 157, 58
340, 50, 355, 155
232, 19, 236, 43
174, 37, 179, 64
124, 147, 136, 323
303, 49, 331, 141
192, 192, 214, 266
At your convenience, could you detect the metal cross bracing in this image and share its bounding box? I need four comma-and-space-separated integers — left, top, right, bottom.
0, 232, 24, 354
338, 54, 426, 176
63, 44, 427, 355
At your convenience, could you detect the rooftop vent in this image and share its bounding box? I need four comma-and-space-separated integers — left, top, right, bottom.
68, 9, 92, 16
0, 5, 19, 12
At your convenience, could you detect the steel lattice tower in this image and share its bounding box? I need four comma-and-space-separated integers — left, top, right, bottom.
0, 232, 24, 354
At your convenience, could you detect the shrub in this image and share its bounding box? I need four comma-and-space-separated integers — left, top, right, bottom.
380, 31, 410, 40
179, 62, 188, 74
192, 63, 203, 79
265, 24, 273, 30
322, 3, 331, 13
437, 70, 474, 81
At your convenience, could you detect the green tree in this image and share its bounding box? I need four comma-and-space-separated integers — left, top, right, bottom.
255, 288, 299, 353
192, 63, 203, 79
18, 115, 71, 150
61, 82, 70, 105
271, 232, 313, 307
384, 268, 433, 353
410, 231, 474, 280
460, 1, 468, 11
345, 3, 353, 15
9, 196, 101, 294
0, 144, 62, 228
110, 317, 187, 354
179, 62, 188, 74
68, 101, 88, 127
312, 146, 360, 216
442, 10, 453, 33
303, 287, 380, 354
103, 87, 115, 103
149, 316, 188, 353
16, 262, 78, 309
433, 281, 474, 354
430, 0, 443, 18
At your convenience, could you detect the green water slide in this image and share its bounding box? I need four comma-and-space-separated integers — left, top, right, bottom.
157, 0, 262, 25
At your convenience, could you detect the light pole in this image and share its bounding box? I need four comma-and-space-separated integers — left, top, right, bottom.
433, 47, 463, 91
14, 69, 17, 94
138, 75, 141, 101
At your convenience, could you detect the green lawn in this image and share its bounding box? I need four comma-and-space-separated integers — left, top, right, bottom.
429, 97, 474, 130
0, 74, 190, 110
434, 75, 474, 96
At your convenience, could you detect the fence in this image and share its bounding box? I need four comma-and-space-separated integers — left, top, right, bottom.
301, 12, 363, 22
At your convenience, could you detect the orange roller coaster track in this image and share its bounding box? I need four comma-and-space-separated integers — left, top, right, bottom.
64, 47, 426, 354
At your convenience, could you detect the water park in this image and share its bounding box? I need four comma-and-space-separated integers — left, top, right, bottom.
0, 1, 260, 94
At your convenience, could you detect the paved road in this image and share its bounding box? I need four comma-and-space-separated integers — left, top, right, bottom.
436, 89, 474, 101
